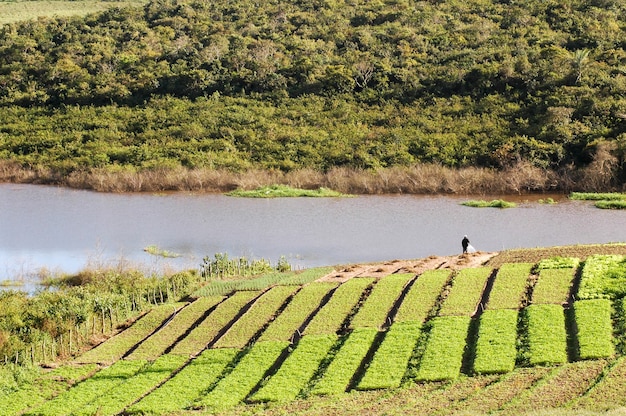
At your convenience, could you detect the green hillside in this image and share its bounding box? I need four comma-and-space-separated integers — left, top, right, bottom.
1, 0, 626, 191
3, 246, 626, 415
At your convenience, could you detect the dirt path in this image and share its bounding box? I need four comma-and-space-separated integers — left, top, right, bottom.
316, 251, 497, 282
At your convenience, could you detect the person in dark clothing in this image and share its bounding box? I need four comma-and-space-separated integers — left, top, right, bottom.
462, 235, 470, 254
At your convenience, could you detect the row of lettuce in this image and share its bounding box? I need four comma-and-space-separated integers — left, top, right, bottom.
2, 254, 626, 414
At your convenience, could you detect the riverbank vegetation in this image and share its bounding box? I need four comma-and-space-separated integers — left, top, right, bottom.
461, 199, 517, 208
227, 184, 348, 198
3, 244, 626, 414
1, 0, 626, 193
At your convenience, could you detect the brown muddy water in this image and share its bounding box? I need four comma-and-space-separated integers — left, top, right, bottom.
1, 184, 625, 290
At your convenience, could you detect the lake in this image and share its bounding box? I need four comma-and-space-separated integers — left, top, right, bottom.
1, 184, 625, 290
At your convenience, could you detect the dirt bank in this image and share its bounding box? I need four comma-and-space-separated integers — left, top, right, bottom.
317, 251, 497, 282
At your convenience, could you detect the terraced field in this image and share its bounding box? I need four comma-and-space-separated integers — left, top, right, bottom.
4, 246, 626, 415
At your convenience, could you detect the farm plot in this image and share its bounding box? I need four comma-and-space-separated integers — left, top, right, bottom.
212, 285, 298, 349
394, 269, 451, 324
73, 355, 187, 416
127, 348, 239, 415
310, 328, 378, 396
487, 263, 532, 309
0, 364, 98, 416
349, 274, 414, 330
497, 360, 607, 415
258, 282, 338, 342
357, 322, 422, 390
473, 309, 519, 374
24, 359, 147, 416
197, 341, 290, 410
570, 356, 626, 411
127, 296, 224, 360
248, 334, 338, 403
522, 304, 568, 366
532, 268, 576, 305
438, 267, 492, 316
414, 316, 472, 382
573, 299, 614, 359
578, 254, 626, 300
168, 290, 259, 356
75, 302, 187, 364
303, 278, 375, 336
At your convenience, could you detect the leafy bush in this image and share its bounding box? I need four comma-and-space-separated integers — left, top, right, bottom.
357, 322, 421, 390
578, 255, 626, 300
573, 300, 615, 360
473, 309, 519, 374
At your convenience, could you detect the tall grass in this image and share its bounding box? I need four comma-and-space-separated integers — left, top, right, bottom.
0, 161, 589, 194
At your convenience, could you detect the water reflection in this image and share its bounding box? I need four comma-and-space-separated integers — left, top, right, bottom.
1, 184, 625, 287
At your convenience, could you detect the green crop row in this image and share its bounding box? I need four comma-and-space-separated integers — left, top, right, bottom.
169, 291, 259, 356
198, 341, 290, 410
522, 304, 568, 366
75, 302, 188, 364
488, 263, 532, 310
357, 322, 422, 390
439, 268, 492, 316
127, 296, 224, 360
350, 274, 414, 330
304, 278, 375, 336
193, 267, 333, 297
415, 316, 472, 382
573, 299, 615, 360
311, 328, 378, 396
25, 359, 147, 416
0, 364, 98, 415
473, 309, 519, 374
578, 254, 626, 300
569, 356, 626, 410
213, 286, 298, 349
74, 355, 187, 416
258, 282, 338, 343
394, 269, 450, 324
532, 268, 576, 305
249, 335, 338, 403
536, 257, 580, 270
127, 348, 239, 415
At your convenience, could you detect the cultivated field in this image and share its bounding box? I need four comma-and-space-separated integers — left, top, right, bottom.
3, 244, 626, 415
0, 0, 145, 25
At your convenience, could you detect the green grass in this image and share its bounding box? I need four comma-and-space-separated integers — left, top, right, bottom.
310, 328, 378, 396
349, 274, 413, 330
126, 348, 239, 415
414, 316, 472, 382
461, 199, 517, 208
569, 192, 626, 201
248, 335, 338, 403
227, 185, 349, 198
357, 322, 422, 390
473, 309, 519, 374
75, 302, 187, 364
487, 263, 532, 310
595, 200, 626, 209
439, 267, 492, 316
573, 299, 615, 360
212, 285, 297, 349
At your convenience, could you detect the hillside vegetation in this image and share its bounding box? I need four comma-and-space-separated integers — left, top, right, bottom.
1, 0, 626, 191
3, 245, 626, 415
